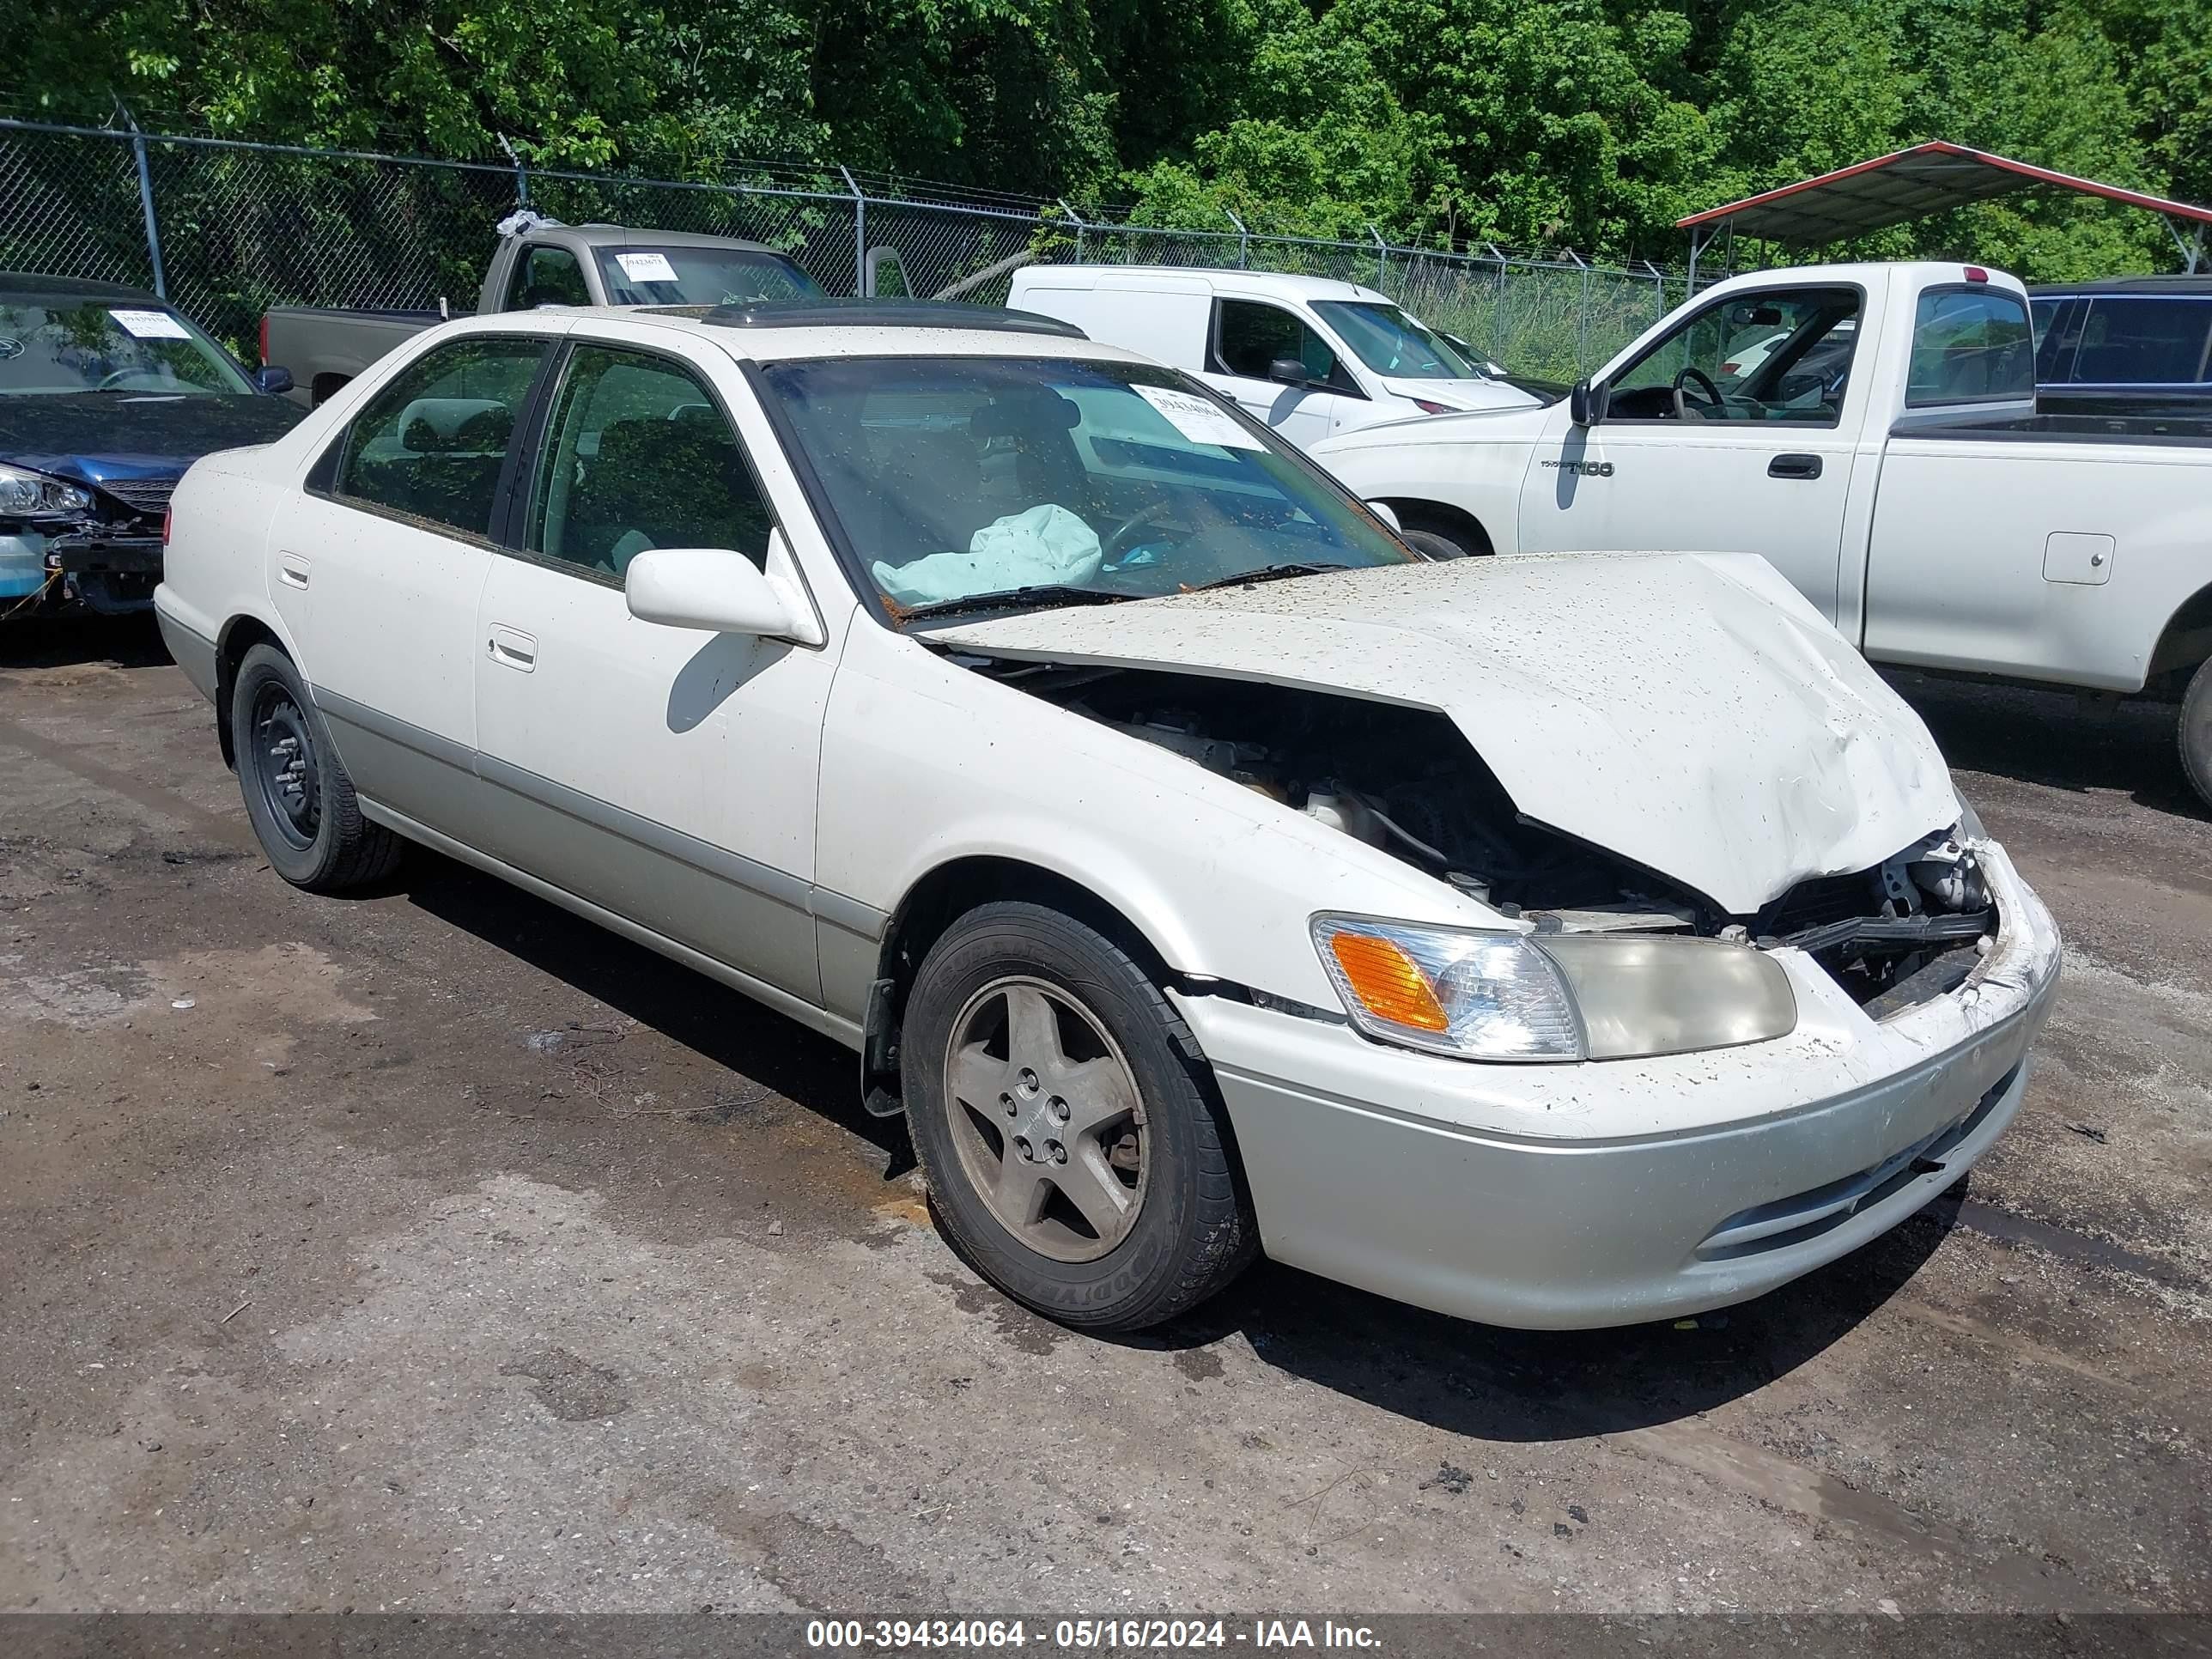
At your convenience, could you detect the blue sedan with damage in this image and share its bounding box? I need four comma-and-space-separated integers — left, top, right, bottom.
1, 274, 301, 614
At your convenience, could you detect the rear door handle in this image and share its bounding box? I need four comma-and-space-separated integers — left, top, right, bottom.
1768, 453, 1823, 480
487, 623, 537, 672
277, 551, 311, 589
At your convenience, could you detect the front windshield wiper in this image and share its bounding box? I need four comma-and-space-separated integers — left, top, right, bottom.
893, 584, 1139, 623
1188, 562, 1352, 592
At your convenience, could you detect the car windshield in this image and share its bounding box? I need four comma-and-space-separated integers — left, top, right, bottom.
594, 247, 823, 307
0, 298, 253, 397
1311, 301, 1487, 380
760, 356, 1415, 617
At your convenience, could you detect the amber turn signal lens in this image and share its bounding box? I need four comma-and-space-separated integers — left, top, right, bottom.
1327, 931, 1449, 1031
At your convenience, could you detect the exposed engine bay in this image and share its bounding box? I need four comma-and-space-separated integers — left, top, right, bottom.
973, 657, 1996, 1017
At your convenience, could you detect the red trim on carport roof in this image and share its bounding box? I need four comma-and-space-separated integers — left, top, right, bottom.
1676, 140, 2212, 233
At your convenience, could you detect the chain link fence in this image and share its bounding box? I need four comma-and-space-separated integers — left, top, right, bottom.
1, 116, 1684, 380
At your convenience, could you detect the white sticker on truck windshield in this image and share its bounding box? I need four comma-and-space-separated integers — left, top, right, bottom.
109, 308, 192, 340
613, 252, 679, 284
1133, 383, 1267, 450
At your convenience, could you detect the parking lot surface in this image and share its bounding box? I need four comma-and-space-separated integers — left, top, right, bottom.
2, 620, 2207, 1614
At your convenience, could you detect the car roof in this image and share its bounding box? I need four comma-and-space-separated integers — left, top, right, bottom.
653, 299, 1086, 338
466, 303, 1166, 368
1017, 264, 1393, 305
537, 224, 799, 257
2030, 275, 2212, 299
0, 270, 165, 306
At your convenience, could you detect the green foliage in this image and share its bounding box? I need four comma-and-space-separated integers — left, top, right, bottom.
15, 0, 2212, 276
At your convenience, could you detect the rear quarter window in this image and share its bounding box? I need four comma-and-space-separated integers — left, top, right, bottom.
1906, 287, 2035, 407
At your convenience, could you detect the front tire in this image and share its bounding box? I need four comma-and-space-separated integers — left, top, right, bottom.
902, 902, 1256, 1331
229, 643, 402, 891
2180, 659, 2212, 811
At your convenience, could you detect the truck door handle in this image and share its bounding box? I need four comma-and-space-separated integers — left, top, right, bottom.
277, 552, 311, 589
1768, 453, 1823, 480
487, 624, 537, 672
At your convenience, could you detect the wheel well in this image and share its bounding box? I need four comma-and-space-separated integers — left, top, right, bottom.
864, 857, 1176, 1106
310, 373, 350, 407
2148, 583, 2212, 698
213, 617, 284, 768
1376, 498, 1494, 556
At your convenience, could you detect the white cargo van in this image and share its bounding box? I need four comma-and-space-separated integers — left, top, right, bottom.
1006, 266, 1538, 445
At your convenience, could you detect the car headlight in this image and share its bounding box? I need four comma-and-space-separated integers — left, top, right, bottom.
0, 463, 93, 521
1311, 915, 1796, 1062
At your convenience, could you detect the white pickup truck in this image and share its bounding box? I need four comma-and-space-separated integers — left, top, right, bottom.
1310, 262, 2212, 806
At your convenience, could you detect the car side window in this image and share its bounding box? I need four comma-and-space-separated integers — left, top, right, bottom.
525, 345, 774, 580
2069, 297, 2212, 386
1607, 288, 1861, 424
1212, 300, 1342, 387
505, 245, 591, 311
1905, 288, 2035, 407
331, 337, 544, 539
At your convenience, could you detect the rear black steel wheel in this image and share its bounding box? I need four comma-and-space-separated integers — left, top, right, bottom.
229, 643, 402, 891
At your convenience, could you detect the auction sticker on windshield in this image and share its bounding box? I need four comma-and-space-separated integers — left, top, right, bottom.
109, 308, 192, 340
614, 252, 680, 283
1134, 384, 1267, 450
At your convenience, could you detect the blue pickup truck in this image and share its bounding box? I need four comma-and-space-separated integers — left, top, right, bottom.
1, 273, 301, 614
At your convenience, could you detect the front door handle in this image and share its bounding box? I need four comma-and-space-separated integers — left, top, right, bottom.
277, 551, 311, 589
487, 623, 537, 672
1768, 453, 1823, 480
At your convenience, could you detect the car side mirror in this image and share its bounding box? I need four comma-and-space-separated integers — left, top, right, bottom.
1267, 356, 1314, 387
625, 548, 796, 638
254, 365, 294, 396
1569, 378, 1608, 426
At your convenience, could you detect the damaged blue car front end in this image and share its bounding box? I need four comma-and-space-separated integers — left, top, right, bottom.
2, 274, 300, 615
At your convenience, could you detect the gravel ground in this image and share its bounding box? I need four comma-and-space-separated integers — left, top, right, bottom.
1, 618, 2206, 1615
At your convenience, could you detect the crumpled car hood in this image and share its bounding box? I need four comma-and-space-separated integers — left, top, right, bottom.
926, 553, 1960, 915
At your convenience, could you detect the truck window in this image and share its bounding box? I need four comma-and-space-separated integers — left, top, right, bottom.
506, 246, 591, 311
333, 338, 545, 539
1905, 288, 2034, 407
1607, 288, 1860, 424
1212, 301, 1345, 388
524, 346, 774, 579
2069, 297, 2212, 386
592, 246, 823, 307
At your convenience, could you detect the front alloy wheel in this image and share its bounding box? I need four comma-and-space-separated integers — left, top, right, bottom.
943, 975, 1149, 1261
902, 901, 1256, 1331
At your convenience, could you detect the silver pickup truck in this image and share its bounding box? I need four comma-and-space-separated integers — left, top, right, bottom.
261, 222, 823, 405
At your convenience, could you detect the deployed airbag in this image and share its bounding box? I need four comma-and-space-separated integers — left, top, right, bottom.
873, 503, 1101, 605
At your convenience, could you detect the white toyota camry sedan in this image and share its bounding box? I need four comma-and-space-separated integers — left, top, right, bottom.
155, 300, 2060, 1333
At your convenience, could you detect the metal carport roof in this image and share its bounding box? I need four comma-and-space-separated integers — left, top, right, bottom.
1677, 142, 2212, 269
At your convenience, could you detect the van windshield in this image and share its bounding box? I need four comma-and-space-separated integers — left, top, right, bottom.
1311, 301, 1487, 380
760, 356, 1415, 619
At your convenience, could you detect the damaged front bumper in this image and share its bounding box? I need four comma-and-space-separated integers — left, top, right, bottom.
1, 527, 163, 615
1174, 840, 2061, 1330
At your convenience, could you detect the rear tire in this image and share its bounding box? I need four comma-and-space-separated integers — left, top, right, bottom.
229, 643, 402, 891
2179, 659, 2212, 811
1389, 507, 1492, 559
901, 902, 1256, 1332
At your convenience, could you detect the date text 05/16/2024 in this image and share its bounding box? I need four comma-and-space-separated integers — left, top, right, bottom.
805, 1620, 1383, 1650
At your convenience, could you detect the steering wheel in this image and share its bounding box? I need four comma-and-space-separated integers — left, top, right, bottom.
1672, 366, 1724, 420
99, 368, 156, 391
1102, 501, 1184, 564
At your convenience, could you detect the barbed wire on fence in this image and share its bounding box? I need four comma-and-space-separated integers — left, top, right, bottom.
0, 114, 1696, 380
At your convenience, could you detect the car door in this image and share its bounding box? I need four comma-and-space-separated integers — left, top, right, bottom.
1516, 284, 1870, 621
1199, 297, 1358, 447
265, 331, 553, 844
471, 334, 835, 1001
